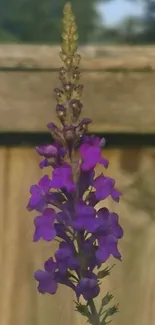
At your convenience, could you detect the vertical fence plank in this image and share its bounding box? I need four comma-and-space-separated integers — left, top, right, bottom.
0, 148, 80, 325
1, 147, 155, 325
97, 148, 155, 325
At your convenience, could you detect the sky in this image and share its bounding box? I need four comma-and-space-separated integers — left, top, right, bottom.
97, 0, 144, 26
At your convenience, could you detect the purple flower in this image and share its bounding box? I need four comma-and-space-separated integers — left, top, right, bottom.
33, 208, 56, 242
39, 158, 50, 169
35, 256, 76, 295
34, 258, 58, 294
94, 174, 122, 202
94, 208, 123, 263
76, 274, 100, 300
55, 242, 79, 273
36, 144, 58, 158
27, 175, 51, 212
96, 235, 121, 263
50, 163, 76, 192
73, 200, 97, 232
36, 143, 66, 169
96, 208, 123, 237
80, 136, 109, 171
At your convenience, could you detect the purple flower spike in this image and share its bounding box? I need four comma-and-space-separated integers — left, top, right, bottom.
27, 175, 51, 212
76, 275, 100, 300
33, 208, 56, 242
27, 5, 124, 318
50, 163, 76, 192
80, 136, 109, 171
34, 258, 58, 294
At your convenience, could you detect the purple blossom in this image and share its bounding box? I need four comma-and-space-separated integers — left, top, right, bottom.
55, 242, 79, 273
96, 235, 121, 263
35, 257, 76, 295
73, 200, 97, 232
39, 158, 50, 169
36, 143, 66, 169
27, 175, 51, 212
36, 144, 58, 158
50, 163, 76, 192
33, 208, 56, 242
34, 258, 58, 294
94, 174, 122, 202
80, 136, 109, 171
94, 208, 123, 263
76, 274, 100, 300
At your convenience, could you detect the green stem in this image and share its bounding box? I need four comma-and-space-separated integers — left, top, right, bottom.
88, 299, 100, 325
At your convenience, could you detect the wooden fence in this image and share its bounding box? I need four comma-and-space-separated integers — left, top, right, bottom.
0, 45, 155, 325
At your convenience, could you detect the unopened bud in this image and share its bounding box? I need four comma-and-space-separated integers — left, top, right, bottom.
54, 88, 63, 97
64, 82, 73, 92
56, 104, 66, 124
65, 57, 72, 67
72, 67, 80, 80
73, 53, 81, 66
59, 67, 66, 76
70, 99, 83, 120
63, 125, 75, 142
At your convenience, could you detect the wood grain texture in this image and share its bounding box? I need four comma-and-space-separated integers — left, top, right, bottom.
0, 147, 155, 325
1, 70, 155, 133
0, 45, 155, 69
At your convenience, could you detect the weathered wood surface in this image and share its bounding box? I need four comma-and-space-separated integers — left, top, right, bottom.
0, 45, 155, 70
0, 45, 155, 133
0, 147, 155, 325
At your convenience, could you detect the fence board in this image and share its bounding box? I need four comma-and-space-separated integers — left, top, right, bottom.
0, 45, 155, 70
1, 71, 155, 133
0, 147, 155, 325
0, 45, 155, 133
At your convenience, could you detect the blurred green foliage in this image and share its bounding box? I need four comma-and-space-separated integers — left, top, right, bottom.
0, 0, 155, 44
0, 0, 105, 43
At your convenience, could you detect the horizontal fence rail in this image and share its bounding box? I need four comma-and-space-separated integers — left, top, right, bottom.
0, 45, 155, 133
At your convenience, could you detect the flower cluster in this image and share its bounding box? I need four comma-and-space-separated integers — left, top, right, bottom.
27, 3, 123, 324
27, 135, 123, 300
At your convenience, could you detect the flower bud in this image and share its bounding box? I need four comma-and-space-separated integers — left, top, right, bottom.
75, 84, 84, 93
70, 99, 83, 121
64, 82, 73, 92
47, 122, 65, 145
76, 118, 92, 138
54, 88, 64, 97
63, 125, 75, 142
59, 67, 66, 81
73, 53, 81, 66
54, 88, 66, 105
59, 67, 66, 75
56, 104, 66, 125
72, 67, 80, 80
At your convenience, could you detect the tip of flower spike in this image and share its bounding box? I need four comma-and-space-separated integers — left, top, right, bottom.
60, 2, 79, 63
